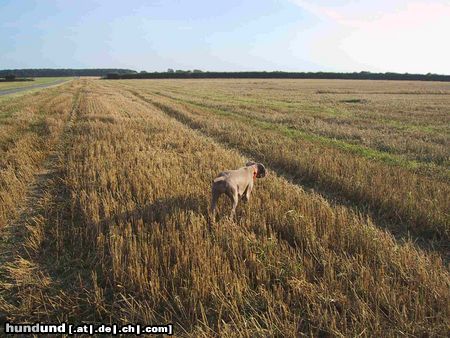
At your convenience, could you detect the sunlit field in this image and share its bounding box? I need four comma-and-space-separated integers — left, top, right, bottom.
0, 78, 449, 337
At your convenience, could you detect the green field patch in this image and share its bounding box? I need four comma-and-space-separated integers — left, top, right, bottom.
167, 88, 447, 136
254, 120, 421, 168
0, 111, 14, 121
159, 89, 354, 121
376, 117, 447, 134
0, 77, 69, 90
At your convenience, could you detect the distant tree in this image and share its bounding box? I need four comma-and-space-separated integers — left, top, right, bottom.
167, 68, 175, 73
193, 69, 203, 73
106, 73, 120, 79
5, 74, 16, 81
140, 70, 147, 74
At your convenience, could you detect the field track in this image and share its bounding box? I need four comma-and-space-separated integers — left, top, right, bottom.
0, 79, 449, 336
0, 78, 71, 96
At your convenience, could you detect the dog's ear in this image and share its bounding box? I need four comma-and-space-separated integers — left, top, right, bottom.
246, 161, 256, 167
256, 163, 266, 178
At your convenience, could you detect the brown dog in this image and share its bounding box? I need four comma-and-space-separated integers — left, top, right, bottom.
211, 162, 267, 220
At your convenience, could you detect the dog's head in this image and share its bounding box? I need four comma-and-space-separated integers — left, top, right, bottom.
246, 161, 267, 178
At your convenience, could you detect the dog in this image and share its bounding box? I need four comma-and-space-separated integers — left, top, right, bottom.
211, 161, 267, 220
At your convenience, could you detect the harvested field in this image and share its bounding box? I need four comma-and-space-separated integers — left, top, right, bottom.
0, 78, 449, 337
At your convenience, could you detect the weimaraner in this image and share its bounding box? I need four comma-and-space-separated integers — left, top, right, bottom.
211, 162, 267, 220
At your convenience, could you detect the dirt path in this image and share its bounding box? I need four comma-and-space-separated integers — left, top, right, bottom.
0, 79, 71, 96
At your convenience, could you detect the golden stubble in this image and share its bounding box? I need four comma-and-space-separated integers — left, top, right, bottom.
0, 79, 448, 337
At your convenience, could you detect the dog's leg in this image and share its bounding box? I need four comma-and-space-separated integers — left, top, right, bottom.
211, 190, 220, 221
241, 185, 249, 202
230, 189, 239, 220
244, 182, 253, 202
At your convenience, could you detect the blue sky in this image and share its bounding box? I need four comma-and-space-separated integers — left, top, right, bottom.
1, 0, 449, 73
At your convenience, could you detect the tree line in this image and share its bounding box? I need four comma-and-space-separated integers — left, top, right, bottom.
105, 70, 450, 81
2, 68, 448, 81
